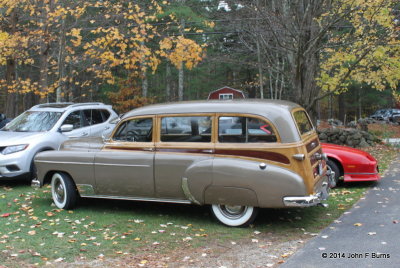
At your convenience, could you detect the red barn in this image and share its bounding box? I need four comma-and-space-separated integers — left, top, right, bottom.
207, 86, 245, 100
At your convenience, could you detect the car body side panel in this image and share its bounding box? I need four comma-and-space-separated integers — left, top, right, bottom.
182, 158, 214, 204
94, 148, 154, 197
35, 150, 96, 187
154, 149, 213, 199
208, 158, 307, 208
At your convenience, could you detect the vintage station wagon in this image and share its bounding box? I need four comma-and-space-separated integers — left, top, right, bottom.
32, 100, 334, 227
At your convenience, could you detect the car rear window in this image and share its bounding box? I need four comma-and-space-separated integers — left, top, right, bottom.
293, 110, 314, 135
218, 116, 277, 143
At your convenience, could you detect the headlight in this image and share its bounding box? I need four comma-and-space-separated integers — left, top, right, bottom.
1, 144, 29, 155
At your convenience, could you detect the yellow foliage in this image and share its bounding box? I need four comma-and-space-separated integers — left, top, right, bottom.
159, 36, 203, 70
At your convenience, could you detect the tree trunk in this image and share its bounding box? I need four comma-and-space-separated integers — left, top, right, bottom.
5, 58, 17, 118
178, 18, 185, 101
178, 64, 184, 101
56, 18, 66, 102
4, 11, 18, 117
166, 63, 171, 101
39, 0, 54, 103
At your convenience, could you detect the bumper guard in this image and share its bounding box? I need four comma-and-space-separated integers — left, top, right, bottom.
31, 179, 41, 189
283, 169, 335, 207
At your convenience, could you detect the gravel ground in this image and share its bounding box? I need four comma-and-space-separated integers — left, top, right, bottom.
53, 235, 311, 268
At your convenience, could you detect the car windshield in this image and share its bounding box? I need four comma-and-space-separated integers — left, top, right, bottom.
2, 111, 62, 132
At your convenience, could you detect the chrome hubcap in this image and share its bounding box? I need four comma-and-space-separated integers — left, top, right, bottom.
219, 205, 247, 219
54, 179, 65, 203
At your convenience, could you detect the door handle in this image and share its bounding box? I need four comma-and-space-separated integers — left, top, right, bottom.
143, 148, 154, 152
202, 149, 214, 153
82, 132, 89, 136
104, 126, 110, 130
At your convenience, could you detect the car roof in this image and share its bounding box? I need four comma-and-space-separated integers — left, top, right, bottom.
122, 100, 305, 143
123, 99, 302, 118
29, 102, 110, 112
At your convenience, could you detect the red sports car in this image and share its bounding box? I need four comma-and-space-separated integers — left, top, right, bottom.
321, 143, 380, 186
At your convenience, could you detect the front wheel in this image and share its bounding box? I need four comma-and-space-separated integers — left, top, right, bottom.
51, 172, 79, 209
211, 204, 258, 227
327, 159, 341, 188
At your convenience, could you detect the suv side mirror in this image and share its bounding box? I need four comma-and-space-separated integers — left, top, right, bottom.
60, 124, 74, 132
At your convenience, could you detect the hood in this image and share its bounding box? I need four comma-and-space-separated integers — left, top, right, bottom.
0, 131, 49, 146
321, 143, 371, 157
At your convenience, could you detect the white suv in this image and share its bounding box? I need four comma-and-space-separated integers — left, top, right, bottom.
0, 102, 118, 181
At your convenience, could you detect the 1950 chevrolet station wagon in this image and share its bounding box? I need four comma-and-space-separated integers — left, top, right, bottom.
32, 100, 334, 227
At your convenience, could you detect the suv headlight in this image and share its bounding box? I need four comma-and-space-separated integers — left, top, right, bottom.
1, 144, 29, 155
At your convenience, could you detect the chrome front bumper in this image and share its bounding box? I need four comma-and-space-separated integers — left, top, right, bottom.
283, 170, 334, 207
31, 179, 41, 189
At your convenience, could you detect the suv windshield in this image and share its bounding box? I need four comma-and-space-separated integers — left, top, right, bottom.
2, 111, 62, 132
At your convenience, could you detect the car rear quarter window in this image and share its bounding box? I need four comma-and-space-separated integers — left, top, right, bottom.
218, 116, 277, 143
293, 110, 314, 135
160, 116, 211, 142
90, 110, 105, 125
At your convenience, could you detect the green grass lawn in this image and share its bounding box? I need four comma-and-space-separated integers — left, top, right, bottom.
0, 145, 397, 266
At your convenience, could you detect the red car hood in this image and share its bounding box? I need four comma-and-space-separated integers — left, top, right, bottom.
321, 143, 373, 158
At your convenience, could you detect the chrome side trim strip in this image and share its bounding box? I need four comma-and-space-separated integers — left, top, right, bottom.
95, 163, 150, 167
35, 160, 91, 165
79, 194, 192, 204
35, 160, 150, 168
182, 177, 201, 205
76, 184, 95, 195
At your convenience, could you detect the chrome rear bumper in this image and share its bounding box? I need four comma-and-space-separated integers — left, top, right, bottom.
283, 170, 334, 207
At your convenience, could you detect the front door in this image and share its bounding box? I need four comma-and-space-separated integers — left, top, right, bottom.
94, 116, 155, 197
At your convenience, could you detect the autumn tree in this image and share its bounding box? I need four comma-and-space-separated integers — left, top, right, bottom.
215, 0, 400, 120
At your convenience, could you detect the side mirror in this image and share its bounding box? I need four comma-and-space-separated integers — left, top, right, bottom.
60, 124, 74, 132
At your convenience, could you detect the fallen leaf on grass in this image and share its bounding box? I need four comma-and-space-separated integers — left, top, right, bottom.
28, 230, 36, 236
1, 213, 10, 218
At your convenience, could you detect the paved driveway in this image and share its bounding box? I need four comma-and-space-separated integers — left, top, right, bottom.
282, 157, 400, 268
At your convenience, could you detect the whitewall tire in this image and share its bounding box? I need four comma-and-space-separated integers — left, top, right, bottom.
51, 172, 78, 209
211, 204, 258, 227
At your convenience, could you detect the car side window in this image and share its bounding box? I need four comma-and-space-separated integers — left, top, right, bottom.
90, 109, 105, 125
63, 111, 85, 130
160, 116, 211, 142
113, 117, 153, 142
218, 116, 277, 143
101, 110, 111, 121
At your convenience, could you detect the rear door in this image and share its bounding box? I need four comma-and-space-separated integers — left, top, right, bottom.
154, 114, 214, 199
83, 109, 112, 137
61, 110, 91, 138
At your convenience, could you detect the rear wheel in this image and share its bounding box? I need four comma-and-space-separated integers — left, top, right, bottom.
327, 159, 341, 188
51, 172, 79, 209
211, 204, 258, 227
